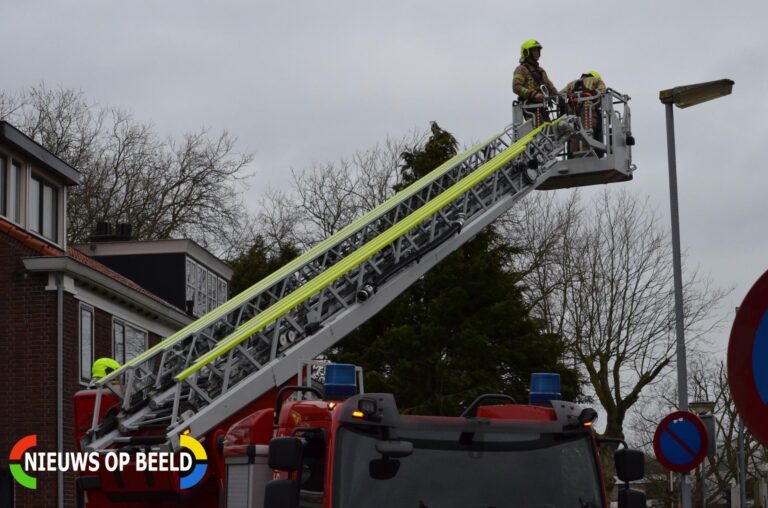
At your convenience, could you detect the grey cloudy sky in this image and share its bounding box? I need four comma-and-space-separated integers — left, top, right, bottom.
3, 0, 767, 355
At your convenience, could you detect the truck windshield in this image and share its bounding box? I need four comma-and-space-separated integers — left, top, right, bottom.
332, 425, 603, 508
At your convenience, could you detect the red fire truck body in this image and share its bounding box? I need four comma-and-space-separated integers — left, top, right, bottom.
74, 386, 282, 508
222, 390, 615, 508
75, 371, 645, 507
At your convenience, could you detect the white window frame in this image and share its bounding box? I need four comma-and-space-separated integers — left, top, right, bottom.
29, 172, 59, 243
0, 154, 65, 247
112, 317, 148, 365
0, 153, 26, 226
218, 278, 228, 307
0, 154, 6, 218
185, 257, 228, 317
79, 303, 95, 385
8, 159, 24, 224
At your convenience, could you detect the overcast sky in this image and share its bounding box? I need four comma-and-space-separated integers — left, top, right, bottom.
3, 0, 766, 356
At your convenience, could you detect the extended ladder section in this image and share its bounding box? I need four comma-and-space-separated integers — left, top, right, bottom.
86, 92, 633, 452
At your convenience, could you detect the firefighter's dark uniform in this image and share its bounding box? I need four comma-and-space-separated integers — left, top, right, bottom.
513, 60, 558, 103
513, 60, 558, 127
561, 73, 607, 154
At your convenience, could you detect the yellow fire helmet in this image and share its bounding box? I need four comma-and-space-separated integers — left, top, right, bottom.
586, 70, 602, 80
520, 39, 543, 59
92, 357, 121, 379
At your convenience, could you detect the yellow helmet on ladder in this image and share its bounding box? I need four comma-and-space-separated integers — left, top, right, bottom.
586, 70, 602, 80
92, 357, 120, 380
520, 39, 543, 60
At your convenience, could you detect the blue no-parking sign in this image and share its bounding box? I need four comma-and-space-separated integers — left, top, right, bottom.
652, 411, 708, 474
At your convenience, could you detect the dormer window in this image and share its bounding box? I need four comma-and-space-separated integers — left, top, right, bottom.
29, 174, 59, 242
71, 237, 232, 317
0, 121, 81, 248
1, 155, 64, 245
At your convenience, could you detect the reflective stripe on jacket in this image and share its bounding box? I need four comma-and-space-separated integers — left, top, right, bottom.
513, 61, 557, 101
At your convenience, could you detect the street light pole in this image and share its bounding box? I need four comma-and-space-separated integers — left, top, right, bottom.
664, 100, 692, 508
690, 400, 716, 508
738, 418, 747, 508
660, 78, 734, 508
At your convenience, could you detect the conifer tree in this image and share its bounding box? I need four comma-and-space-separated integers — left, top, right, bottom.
331, 122, 580, 414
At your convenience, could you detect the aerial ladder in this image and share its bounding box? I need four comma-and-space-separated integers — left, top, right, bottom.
76, 88, 634, 503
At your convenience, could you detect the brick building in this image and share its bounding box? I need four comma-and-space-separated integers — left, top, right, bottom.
0, 121, 231, 507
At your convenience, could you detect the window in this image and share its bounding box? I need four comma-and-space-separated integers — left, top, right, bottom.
113, 319, 148, 364
80, 305, 94, 384
0, 156, 6, 216
9, 160, 22, 223
29, 177, 38, 232
42, 182, 55, 238
29, 175, 58, 242
196, 265, 206, 316
185, 258, 228, 317
1, 157, 27, 226
208, 272, 216, 311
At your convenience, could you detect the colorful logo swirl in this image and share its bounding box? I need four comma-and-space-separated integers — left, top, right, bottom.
9, 435, 37, 489
179, 434, 207, 490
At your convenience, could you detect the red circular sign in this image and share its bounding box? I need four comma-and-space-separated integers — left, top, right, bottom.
728, 269, 768, 447
652, 411, 708, 473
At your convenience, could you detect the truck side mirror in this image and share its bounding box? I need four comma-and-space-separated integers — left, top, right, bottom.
615, 448, 644, 483
618, 488, 646, 508
269, 437, 303, 471
264, 479, 299, 508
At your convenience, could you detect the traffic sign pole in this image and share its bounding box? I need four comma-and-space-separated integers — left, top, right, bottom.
665, 100, 692, 508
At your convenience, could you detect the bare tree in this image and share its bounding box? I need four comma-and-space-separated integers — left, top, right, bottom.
1, 84, 253, 257
503, 189, 729, 439
349, 135, 418, 211
500, 191, 582, 335
630, 356, 768, 506
0, 89, 25, 120
254, 187, 306, 251
250, 130, 425, 253
292, 161, 358, 244
15, 85, 105, 171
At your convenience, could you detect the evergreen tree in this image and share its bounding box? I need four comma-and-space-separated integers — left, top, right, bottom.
228, 236, 300, 296
330, 122, 580, 414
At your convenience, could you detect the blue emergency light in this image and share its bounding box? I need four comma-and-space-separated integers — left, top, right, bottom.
529, 372, 561, 407
324, 363, 358, 399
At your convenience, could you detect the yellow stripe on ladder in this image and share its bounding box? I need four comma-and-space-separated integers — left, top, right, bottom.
175, 123, 549, 382
97, 134, 500, 384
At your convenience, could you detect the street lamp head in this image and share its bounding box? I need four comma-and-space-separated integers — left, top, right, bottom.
659, 79, 734, 109
689, 400, 716, 415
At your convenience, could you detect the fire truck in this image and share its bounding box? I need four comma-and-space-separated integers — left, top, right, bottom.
225, 364, 647, 508
74, 89, 642, 507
